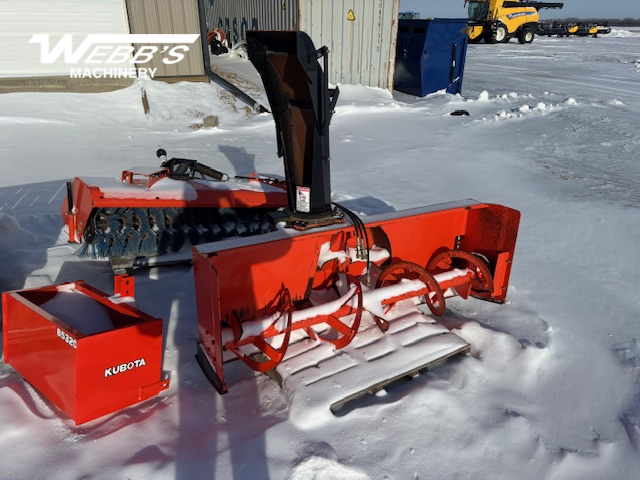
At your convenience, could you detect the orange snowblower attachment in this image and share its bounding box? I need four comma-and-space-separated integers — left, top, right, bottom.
191, 31, 521, 401
194, 200, 519, 395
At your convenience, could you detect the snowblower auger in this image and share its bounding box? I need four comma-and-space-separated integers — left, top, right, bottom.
192, 31, 521, 401
61, 150, 288, 263
193, 199, 520, 396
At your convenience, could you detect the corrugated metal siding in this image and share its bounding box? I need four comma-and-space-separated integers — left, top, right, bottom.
0, 0, 130, 76
299, 0, 399, 90
205, 0, 398, 90
126, 0, 205, 77
204, 0, 297, 44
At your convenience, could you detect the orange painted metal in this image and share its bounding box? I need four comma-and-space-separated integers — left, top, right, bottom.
427, 250, 494, 298
193, 200, 520, 393
114, 274, 135, 297
208, 28, 227, 46
2, 276, 169, 425
224, 286, 294, 373
121, 167, 169, 188
65, 211, 77, 243
61, 172, 288, 245
376, 261, 446, 316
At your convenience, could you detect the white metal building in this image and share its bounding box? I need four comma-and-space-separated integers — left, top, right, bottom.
0, 0, 208, 85
0, 0, 131, 77
0, 0, 400, 92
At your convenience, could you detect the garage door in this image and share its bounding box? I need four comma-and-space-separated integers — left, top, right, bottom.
0, 0, 130, 76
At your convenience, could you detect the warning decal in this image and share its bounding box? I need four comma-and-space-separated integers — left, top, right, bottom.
296, 186, 311, 213
347, 9, 355, 21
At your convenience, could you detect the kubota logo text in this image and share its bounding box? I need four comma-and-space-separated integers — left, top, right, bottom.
29, 34, 200, 79
105, 358, 147, 377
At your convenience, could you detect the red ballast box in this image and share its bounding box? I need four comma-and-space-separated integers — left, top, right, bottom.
2, 277, 169, 425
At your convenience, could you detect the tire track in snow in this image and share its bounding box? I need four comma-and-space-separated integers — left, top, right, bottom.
464, 43, 640, 208
466, 62, 639, 98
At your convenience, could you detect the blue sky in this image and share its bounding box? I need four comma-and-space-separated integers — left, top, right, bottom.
400, 0, 639, 19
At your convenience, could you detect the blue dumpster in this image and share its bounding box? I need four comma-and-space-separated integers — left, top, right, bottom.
394, 19, 469, 96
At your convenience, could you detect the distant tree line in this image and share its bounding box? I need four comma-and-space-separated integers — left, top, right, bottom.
548, 17, 640, 26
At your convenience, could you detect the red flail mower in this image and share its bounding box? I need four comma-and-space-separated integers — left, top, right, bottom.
62, 31, 520, 402
61, 158, 288, 266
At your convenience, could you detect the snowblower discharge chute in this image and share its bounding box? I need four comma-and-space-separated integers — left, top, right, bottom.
191, 31, 521, 405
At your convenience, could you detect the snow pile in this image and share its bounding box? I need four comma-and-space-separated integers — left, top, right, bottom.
289, 457, 370, 480
496, 100, 561, 119
609, 28, 640, 38
39, 285, 114, 335
0, 209, 37, 256
476, 90, 490, 101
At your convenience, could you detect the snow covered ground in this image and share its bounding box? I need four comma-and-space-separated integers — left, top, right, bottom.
1, 30, 640, 479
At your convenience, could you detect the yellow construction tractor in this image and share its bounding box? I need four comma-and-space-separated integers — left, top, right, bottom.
466, 0, 564, 44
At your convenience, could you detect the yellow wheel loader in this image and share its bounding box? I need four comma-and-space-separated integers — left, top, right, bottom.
466, 0, 564, 44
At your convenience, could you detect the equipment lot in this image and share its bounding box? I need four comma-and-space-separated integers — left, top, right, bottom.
1, 30, 639, 479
